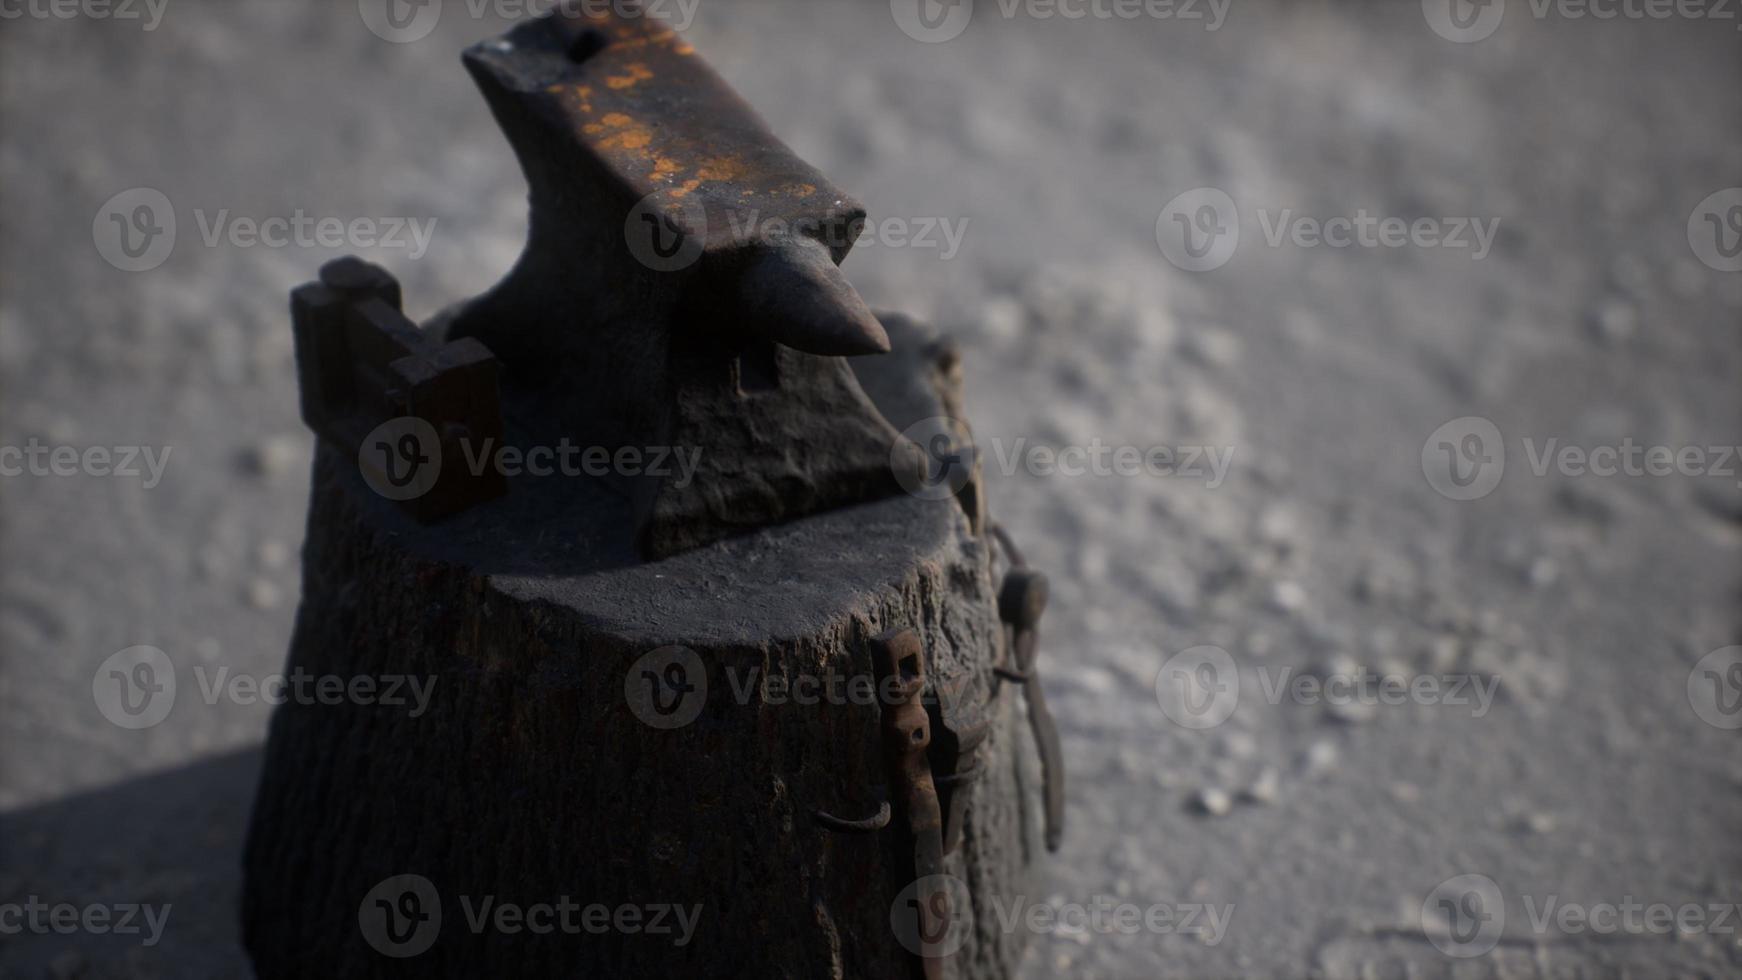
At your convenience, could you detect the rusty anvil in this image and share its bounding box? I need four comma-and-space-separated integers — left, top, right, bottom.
405, 7, 929, 557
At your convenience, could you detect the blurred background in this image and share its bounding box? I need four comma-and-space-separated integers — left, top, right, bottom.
2, 0, 1738, 976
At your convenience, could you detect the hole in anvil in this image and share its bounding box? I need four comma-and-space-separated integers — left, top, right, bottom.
734, 340, 780, 395
566, 28, 610, 64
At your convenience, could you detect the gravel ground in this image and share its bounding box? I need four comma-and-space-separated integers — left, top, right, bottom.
2, 1, 1739, 977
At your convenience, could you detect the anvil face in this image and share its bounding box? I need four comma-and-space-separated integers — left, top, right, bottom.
468, 13, 867, 263
443, 8, 931, 559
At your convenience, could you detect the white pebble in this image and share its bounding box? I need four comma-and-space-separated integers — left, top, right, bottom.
246, 578, 282, 611
1242, 768, 1280, 805
1528, 556, 1559, 588
1268, 580, 1307, 614
1193, 787, 1233, 817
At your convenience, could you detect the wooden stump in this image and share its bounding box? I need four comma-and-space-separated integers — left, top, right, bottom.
241, 314, 1047, 978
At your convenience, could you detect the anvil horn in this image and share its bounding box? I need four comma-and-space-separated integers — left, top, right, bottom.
736, 237, 892, 357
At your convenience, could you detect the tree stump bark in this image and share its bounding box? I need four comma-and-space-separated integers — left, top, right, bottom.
241, 314, 1048, 978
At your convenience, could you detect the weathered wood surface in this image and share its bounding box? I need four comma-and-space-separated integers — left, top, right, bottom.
242, 315, 1045, 978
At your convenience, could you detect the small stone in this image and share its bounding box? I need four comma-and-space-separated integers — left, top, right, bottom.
1591, 298, 1637, 343
980, 296, 1025, 343
1193, 787, 1234, 817
247, 578, 283, 611
1267, 580, 1307, 615
1220, 731, 1257, 759
198, 545, 230, 581
1256, 504, 1300, 550
1326, 699, 1376, 725
1182, 325, 1242, 370
1520, 812, 1557, 835
1390, 781, 1422, 804
238, 434, 303, 479
1303, 740, 1338, 775
1527, 556, 1559, 588
1242, 768, 1280, 805
258, 538, 291, 570
1317, 652, 1360, 679
1428, 635, 1462, 672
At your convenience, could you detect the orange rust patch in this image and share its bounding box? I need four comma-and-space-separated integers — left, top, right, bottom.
694, 155, 747, 182
605, 62, 654, 90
